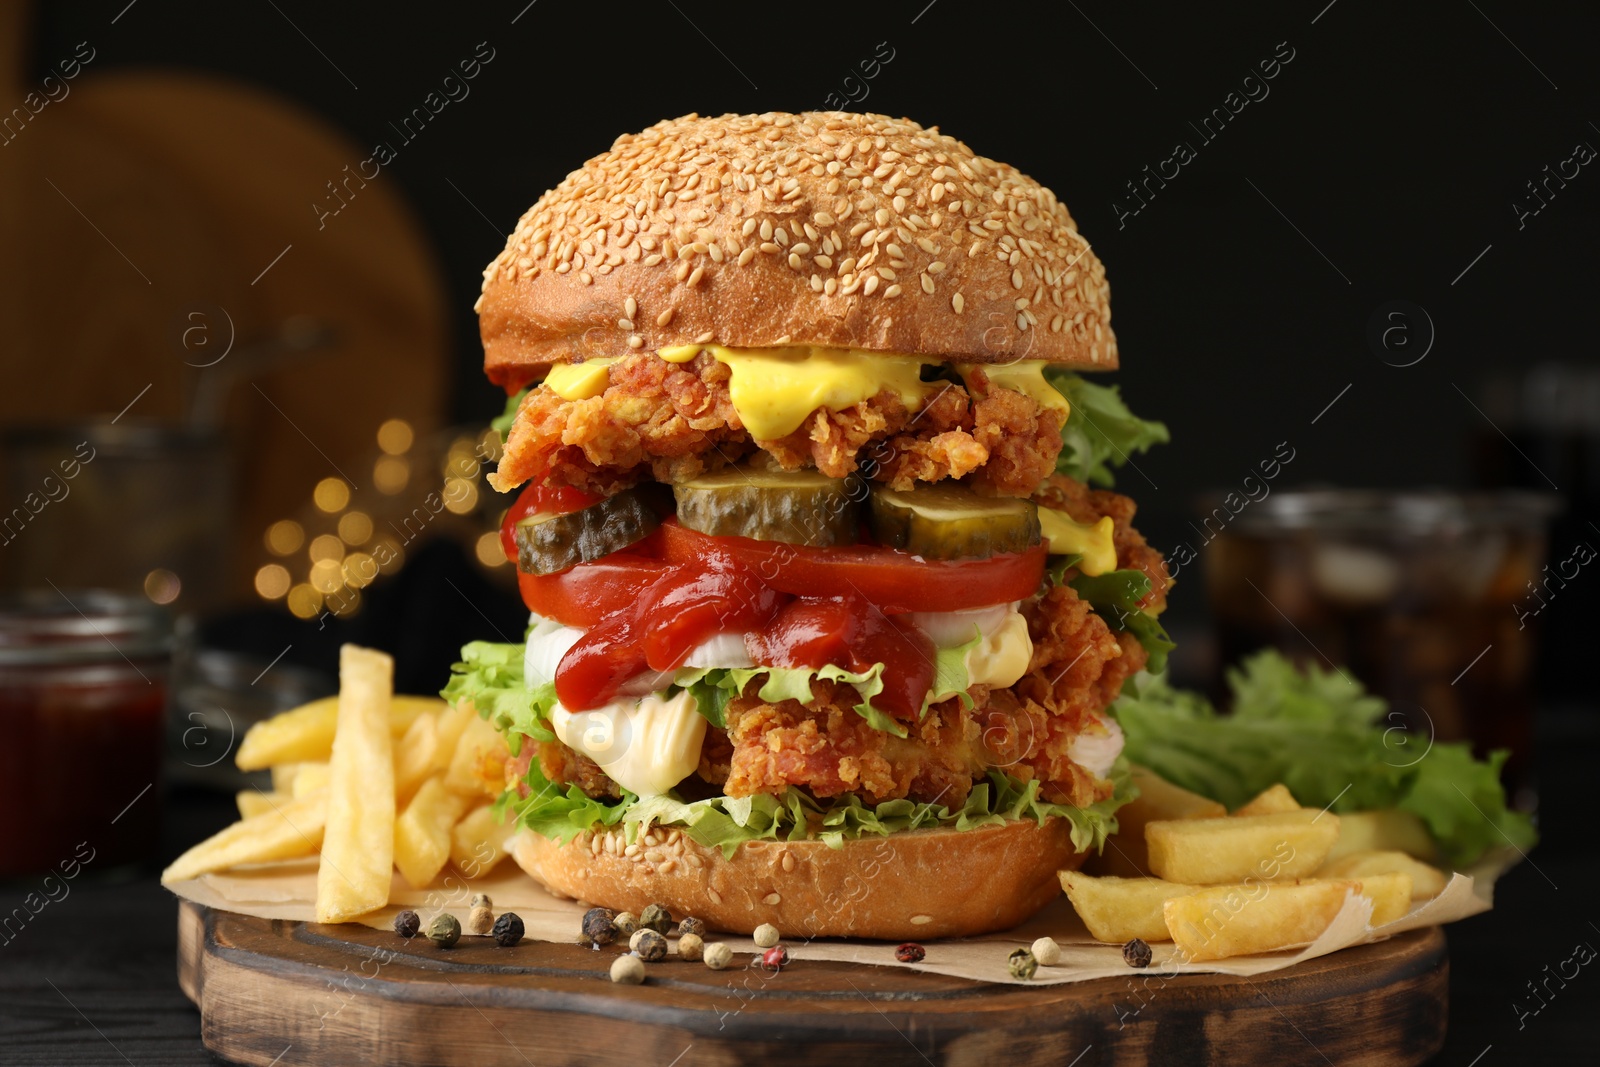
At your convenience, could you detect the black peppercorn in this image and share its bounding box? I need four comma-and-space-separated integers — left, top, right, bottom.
676, 916, 707, 939
393, 910, 421, 939
581, 907, 617, 946
895, 942, 925, 963
493, 912, 525, 948
630, 928, 668, 961
639, 903, 672, 934
1123, 938, 1152, 968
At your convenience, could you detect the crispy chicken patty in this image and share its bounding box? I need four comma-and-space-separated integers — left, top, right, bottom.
510, 479, 1169, 811
493, 353, 1065, 498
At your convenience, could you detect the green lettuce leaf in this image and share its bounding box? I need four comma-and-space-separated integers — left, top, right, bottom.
508, 760, 1137, 859
491, 388, 529, 442
1051, 565, 1175, 675
1044, 370, 1169, 488
440, 641, 555, 752
1112, 650, 1536, 867
675, 662, 905, 737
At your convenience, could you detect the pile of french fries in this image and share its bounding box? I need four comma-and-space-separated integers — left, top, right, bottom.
162, 646, 515, 923
1064, 766, 1452, 961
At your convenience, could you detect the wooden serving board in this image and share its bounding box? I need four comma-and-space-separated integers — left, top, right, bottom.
177, 902, 1447, 1066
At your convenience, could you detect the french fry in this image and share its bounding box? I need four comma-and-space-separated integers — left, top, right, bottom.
1090, 765, 1228, 877
1060, 871, 1201, 943
1319, 849, 1448, 900
1324, 810, 1440, 864
290, 762, 331, 799
162, 795, 328, 884
1349, 871, 1414, 925
393, 712, 440, 800
270, 761, 311, 795
394, 776, 472, 889
235, 790, 291, 820
1146, 810, 1340, 885
1234, 783, 1300, 817
315, 645, 397, 923
236, 694, 442, 771
1165, 879, 1357, 961
444, 713, 511, 799
451, 804, 516, 878
431, 701, 475, 775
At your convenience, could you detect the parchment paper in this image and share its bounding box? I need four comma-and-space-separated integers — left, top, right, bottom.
166, 838, 1515, 986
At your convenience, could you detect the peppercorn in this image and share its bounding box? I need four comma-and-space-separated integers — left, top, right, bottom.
427, 913, 461, 949
630, 928, 668, 961
393, 910, 421, 939
610, 955, 645, 985
761, 946, 788, 971
1123, 938, 1152, 969
752, 923, 780, 948
613, 911, 639, 937
639, 903, 672, 935
581, 907, 617, 946
467, 905, 494, 936
895, 942, 925, 964
703, 942, 733, 970
470, 893, 492, 910
1007, 948, 1037, 981
676, 916, 707, 939
678, 933, 705, 961
1031, 937, 1062, 967
492, 912, 525, 948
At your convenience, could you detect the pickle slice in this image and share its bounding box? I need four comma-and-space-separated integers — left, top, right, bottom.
869, 484, 1042, 560
513, 488, 660, 575
673, 466, 860, 546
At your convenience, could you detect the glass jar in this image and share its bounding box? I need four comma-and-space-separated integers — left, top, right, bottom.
0, 590, 172, 878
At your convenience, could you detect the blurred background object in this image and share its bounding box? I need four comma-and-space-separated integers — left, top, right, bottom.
0, 590, 170, 877
1201, 490, 1558, 809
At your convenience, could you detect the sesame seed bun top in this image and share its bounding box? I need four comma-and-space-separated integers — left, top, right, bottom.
477, 112, 1117, 390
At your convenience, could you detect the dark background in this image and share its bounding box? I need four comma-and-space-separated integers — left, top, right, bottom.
34, 0, 1600, 664
7, 1, 1598, 1064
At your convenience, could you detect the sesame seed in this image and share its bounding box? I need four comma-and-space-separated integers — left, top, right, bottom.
695, 331, 714, 343
737, 248, 756, 266
628, 335, 644, 348
617, 318, 634, 330
863, 275, 879, 295
884, 284, 902, 297
952, 292, 964, 313
1011, 268, 1023, 289
920, 273, 935, 294
657, 308, 675, 326
687, 265, 706, 287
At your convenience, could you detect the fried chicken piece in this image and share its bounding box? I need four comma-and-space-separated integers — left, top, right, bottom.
493, 352, 1064, 497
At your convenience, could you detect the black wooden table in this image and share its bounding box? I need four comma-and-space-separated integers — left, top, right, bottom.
2, 709, 1593, 1066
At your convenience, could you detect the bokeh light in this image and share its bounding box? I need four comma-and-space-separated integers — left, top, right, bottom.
475, 531, 507, 567
374, 456, 409, 495
377, 418, 414, 456
337, 511, 373, 545
265, 519, 304, 556
444, 478, 478, 515
309, 534, 345, 563
313, 477, 350, 513
372, 535, 404, 574
286, 584, 322, 618
254, 564, 291, 599
309, 558, 344, 594
143, 568, 181, 605
343, 552, 377, 588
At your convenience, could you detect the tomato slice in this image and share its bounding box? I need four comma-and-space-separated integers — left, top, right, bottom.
517, 554, 668, 628
658, 519, 1047, 612
499, 481, 604, 564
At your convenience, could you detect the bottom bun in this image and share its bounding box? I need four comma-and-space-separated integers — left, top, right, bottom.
511, 817, 1089, 940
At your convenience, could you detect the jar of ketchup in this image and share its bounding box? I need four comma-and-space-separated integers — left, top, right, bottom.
0, 591, 171, 878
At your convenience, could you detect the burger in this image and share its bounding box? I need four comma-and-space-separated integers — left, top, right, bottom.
447, 112, 1172, 939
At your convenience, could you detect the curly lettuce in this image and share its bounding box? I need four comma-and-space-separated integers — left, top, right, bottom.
1046, 559, 1175, 674
1044, 370, 1169, 488
1112, 650, 1536, 867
